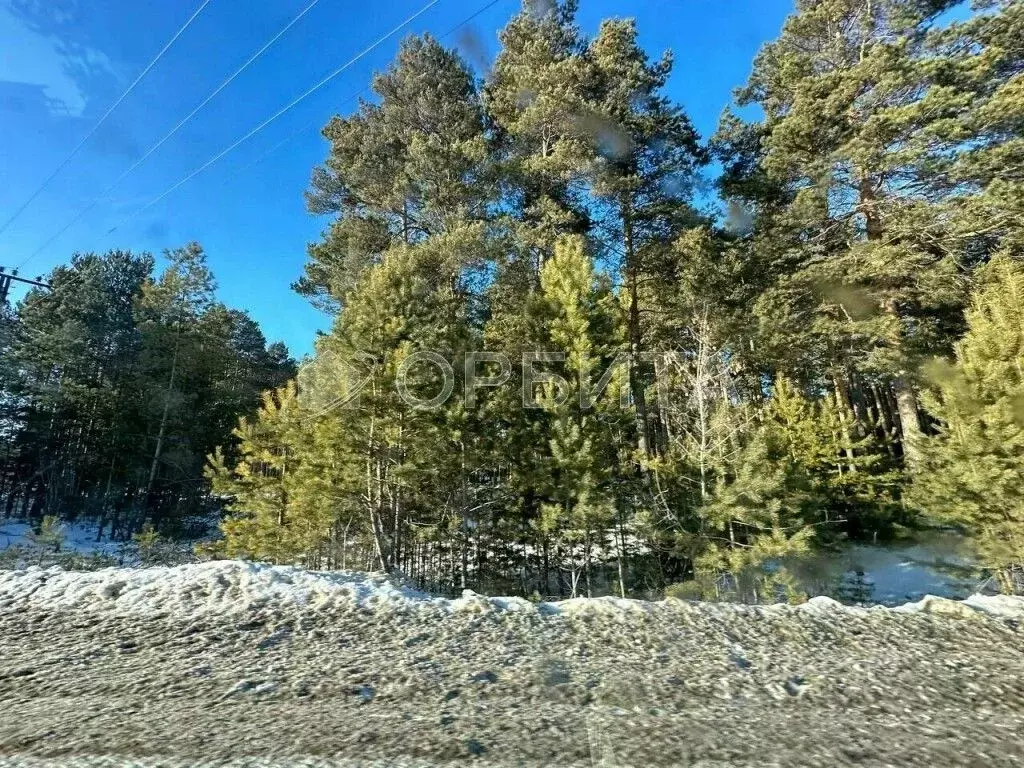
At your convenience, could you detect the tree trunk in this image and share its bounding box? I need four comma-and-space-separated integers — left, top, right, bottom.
832, 373, 858, 471
892, 374, 923, 471
542, 538, 550, 598
882, 297, 924, 472
622, 196, 650, 460
871, 382, 897, 458
616, 512, 627, 599
584, 529, 592, 598
146, 329, 180, 524
861, 172, 923, 472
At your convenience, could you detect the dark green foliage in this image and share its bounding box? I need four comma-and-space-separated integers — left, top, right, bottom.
912, 255, 1024, 592
205, 1, 1024, 599
0, 245, 294, 537
8, 0, 1019, 599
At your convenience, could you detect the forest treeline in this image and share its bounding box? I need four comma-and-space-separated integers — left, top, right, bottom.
208, 0, 1022, 597
0, 245, 295, 538
3, 0, 1022, 597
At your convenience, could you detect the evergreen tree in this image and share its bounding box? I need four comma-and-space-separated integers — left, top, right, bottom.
195, 0, 1023, 600
485, 0, 593, 270
913, 255, 1024, 592
651, 366, 818, 600
762, 377, 900, 535
210, 383, 306, 563
0, 245, 293, 535
587, 18, 705, 457
4, 251, 152, 523
691, 425, 817, 603
726, 0, 980, 470
302, 34, 490, 310
209, 382, 340, 567
535, 236, 628, 596
305, 241, 471, 574
930, 1, 1024, 254
135, 243, 218, 523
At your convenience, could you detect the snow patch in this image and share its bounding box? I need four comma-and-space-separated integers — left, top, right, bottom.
796, 595, 851, 615
0, 561, 1021, 621
963, 593, 1024, 619
0, 520, 121, 556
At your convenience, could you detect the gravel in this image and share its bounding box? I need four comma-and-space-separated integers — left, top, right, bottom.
0, 562, 1022, 767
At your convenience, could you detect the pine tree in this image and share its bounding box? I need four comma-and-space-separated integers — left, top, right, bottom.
535, 236, 627, 596
189, 0, 1024, 597
299, 32, 501, 585
692, 426, 817, 603
913, 255, 1024, 592
5, 251, 153, 524
302, 34, 490, 310
652, 368, 818, 601
725, 0, 985, 470
135, 243, 217, 524
210, 382, 328, 564
762, 377, 900, 535
930, 1, 1024, 254
485, 0, 593, 270
587, 18, 705, 457
1, 245, 293, 535
299, 239, 473, 575
477, 257, 556, 590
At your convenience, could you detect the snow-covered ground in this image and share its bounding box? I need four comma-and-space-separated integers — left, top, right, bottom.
0, 520, 121, 557
1, 562, 1023, 767
0, 560, 1021, 621
0, 518, 988, 604
789, 530, 982, 604
0, 518, 202, 570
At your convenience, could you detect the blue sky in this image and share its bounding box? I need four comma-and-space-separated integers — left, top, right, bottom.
0, 0, 793, 357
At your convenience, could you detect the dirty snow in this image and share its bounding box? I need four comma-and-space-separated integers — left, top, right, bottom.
1, 560, 1020, 621
0, 562, 1022, 767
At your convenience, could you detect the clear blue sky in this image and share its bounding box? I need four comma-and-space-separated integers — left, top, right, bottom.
0, 0, 793, 357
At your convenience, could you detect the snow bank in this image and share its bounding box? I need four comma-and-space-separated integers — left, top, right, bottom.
0, 561, 424, 616
0, 560, 1021, 620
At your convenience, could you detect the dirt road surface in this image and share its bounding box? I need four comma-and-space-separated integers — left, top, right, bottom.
1, 563, 1022, 767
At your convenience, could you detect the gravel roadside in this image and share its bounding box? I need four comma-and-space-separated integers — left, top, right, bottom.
0, 564, 1022, 767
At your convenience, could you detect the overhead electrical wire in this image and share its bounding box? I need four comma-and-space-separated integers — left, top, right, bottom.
20, 0, 324, 268
0, 0, 215, 239
103, 0, 442, 239
217, 0, 506, 185
13, 0, 504, 291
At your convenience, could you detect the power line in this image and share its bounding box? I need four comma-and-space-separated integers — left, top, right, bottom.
0, 0, 215, 239
217, 0, 506, 184
105, 0, 443, 239
20, 0, 324, 269
0, 0, 500, 335
16, 0, 504, 287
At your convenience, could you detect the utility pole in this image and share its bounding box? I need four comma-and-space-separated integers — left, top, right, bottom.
0, 266, 51, 304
